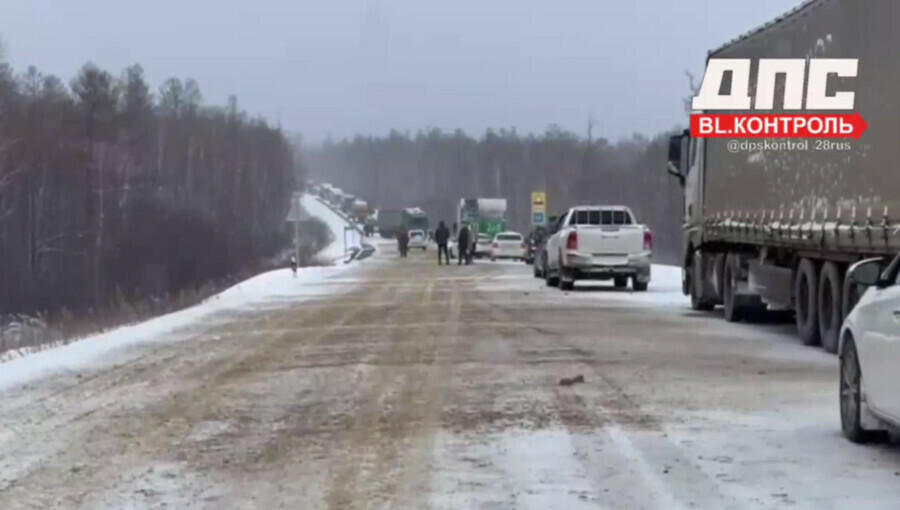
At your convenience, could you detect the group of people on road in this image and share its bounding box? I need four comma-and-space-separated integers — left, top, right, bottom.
434, 220, 473, 266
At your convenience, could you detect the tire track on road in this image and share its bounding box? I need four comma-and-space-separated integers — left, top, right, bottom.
323, 274, 431, 509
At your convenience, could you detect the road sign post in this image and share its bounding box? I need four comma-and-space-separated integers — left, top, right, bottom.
531, 192, 547, 226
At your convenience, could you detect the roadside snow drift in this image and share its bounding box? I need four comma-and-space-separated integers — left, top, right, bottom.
301, 194, 363, 262
0, 194, 361, 391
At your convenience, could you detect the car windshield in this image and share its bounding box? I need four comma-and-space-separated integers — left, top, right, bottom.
569, 209, 633, 226
496, 234, 521, 241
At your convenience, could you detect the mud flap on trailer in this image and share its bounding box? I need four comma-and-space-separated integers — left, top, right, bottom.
748, 261, 793, 309
694, 251, 723, 304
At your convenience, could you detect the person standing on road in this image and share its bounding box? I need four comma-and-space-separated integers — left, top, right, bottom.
457, 223, 470, 265
435, 221, 451, 265
397, 230, 409, 258
467, 225, 476, 265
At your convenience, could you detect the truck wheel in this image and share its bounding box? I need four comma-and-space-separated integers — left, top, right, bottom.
795, 258, 821, 346
842, 267, 863, 322
690, 253, 714, 311
722, 253, 742, 322
632, 279, 648, 292
818, 262, 842, 354
614, 277, 627, 288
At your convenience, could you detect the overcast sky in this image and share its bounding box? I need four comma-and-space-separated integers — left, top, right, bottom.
1, 0, 801, 145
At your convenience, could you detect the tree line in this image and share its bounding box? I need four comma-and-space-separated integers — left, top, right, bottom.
305, 125, 685, 264
0, 46, 297, 318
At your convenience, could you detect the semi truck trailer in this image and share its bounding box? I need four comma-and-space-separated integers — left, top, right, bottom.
378, 209, 404, 238
457, 199, 507, 239
666, 0, 900, 354
341, 195, 356, 215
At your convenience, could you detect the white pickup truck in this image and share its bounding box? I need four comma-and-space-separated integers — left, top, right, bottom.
544, 206, 652, 291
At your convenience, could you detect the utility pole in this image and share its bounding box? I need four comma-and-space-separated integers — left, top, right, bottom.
294, 192, 301, 264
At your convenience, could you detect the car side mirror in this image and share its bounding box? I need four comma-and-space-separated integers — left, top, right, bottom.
849, 258, 889, 288
667, 134, 685, 184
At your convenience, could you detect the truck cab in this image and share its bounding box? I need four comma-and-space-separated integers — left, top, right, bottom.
667, 130, 707, 297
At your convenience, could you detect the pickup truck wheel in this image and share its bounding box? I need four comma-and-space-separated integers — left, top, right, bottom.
632, 279, 648, 292
818, 262, 842, 354
546, 265, 559, 287
614, 277, 627, 288
722, 254, 742, 322
795, 258, 821, 346
558, 267, 574, 291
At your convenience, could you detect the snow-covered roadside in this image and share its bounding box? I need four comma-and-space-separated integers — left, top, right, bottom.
301, 194, 363, 262
0, 194, 362, 391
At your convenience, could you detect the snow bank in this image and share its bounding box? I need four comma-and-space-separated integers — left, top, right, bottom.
301, 194, 363, 262
0, 193, 360, 392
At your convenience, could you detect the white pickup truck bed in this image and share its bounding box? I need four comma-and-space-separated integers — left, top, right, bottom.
545, 206, 652, 291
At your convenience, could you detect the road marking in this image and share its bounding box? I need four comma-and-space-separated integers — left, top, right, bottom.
607, 426, 688, 510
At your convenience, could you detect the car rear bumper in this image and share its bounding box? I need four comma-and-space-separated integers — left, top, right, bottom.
564, 252, 651, 282
491, 250, 526, 259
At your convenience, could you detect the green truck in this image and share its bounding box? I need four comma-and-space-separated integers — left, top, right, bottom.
402, 208, 429, 233
457, 198, 508, 255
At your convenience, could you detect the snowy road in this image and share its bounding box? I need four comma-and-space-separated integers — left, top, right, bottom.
2, 209, 900, 508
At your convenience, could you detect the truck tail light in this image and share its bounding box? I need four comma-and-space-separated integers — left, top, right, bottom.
566, 231, 578, 251
643, 230, 653, 251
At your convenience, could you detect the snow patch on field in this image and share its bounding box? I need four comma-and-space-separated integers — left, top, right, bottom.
0, 193, 362, 392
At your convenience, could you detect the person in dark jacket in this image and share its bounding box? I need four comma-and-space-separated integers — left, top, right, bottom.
435, 221, 451, 265
397, 230, 409, 257
457, 223, 470, 265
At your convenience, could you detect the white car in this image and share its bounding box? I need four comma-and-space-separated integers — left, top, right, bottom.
490, 232, 526, 261
473, 233, 492, 259
839, 254, 900, 443
545, 206, 652, 291
408, 230, 427, 251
